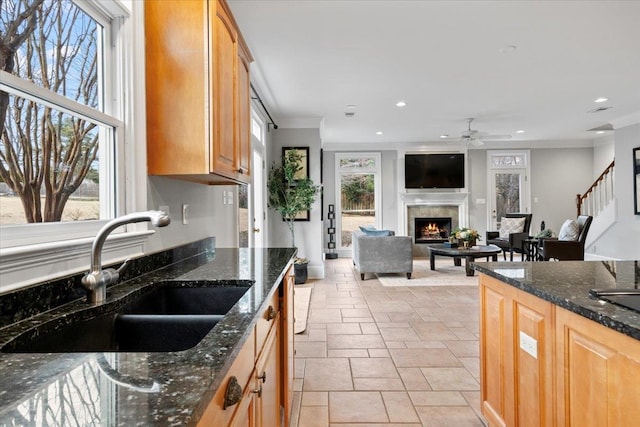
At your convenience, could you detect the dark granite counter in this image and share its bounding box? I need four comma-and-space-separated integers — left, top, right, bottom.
0, 246, 296, 426
473, 260, 640, 340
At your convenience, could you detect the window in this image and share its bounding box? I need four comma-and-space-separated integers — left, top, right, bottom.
335, 153, 381, 249
487, 150, 531, 229
0, 0, 127, 249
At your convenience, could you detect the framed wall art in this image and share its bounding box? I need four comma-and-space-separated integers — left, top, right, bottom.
282, 147, 309, 180
634, 146, 640, 215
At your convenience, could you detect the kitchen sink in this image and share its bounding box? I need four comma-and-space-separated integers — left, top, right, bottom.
1, 283, 252, 353
3, 312, 223, 353
122, 283, 252, 315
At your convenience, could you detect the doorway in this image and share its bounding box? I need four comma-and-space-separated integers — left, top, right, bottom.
487, 151, 531, 229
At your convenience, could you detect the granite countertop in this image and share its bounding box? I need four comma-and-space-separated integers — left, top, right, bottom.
473, 260, 640, 340
0, 247, 296, 426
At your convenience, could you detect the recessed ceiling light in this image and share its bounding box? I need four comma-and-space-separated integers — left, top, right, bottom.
376, 131, 383, 135
596, 131, 606, 134
515, 130, 525, 134
499, 45, 517, 54
594, 98, 608, 103
346, 104, 357, 109
395, 101, 407, 108
440, 134, 448, 139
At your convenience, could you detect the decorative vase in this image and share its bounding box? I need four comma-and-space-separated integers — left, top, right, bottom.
294, 263, 308, 284
463, 241, 470, 249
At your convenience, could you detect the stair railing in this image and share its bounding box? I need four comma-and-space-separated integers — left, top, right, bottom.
576, 160, 615, 216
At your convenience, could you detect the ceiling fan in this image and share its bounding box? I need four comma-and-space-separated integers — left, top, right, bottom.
458, 118, 512, 146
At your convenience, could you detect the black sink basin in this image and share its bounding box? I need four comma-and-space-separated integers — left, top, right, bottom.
2, 283, 252, 353
122, 283, 251, 315
3, 312, 223, 353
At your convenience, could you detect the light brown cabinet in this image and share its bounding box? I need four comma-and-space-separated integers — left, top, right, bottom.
196, 264, 294, 427
480, 274, 640, 427
479, 275, 554, 427
145, 0, 253, 185
555, 307, 640, 427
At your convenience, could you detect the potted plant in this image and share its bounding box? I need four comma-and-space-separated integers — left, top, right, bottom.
267, 150, 320, 284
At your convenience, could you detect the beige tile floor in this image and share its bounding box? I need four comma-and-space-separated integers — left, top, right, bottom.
289, 258, 486, 427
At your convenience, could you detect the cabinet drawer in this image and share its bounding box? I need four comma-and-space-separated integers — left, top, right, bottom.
255, 291, 279, 360
197, 328, 256, 426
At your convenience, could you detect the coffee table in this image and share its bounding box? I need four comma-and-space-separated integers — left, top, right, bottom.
428, 244, 502, 276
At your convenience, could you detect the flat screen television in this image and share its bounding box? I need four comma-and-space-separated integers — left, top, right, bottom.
404, 153, 465, 189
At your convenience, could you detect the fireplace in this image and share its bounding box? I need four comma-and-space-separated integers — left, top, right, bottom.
414, 217, 452, 243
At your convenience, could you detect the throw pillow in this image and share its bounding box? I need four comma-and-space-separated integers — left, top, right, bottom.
359, 225, 376, 232
558, 219, 579, 241
499, 217, 526, 239
361, 229, 394, 236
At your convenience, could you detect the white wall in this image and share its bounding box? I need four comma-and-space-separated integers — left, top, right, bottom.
145, 177, 239, 253
591, 123, 640, 259
267, 128, 324, 278
530, 148, 594, 233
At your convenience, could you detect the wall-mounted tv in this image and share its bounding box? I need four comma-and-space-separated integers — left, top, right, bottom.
404, 153, 465, 189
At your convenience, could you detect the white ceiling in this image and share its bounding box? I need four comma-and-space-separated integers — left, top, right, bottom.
228, 0, 640, 146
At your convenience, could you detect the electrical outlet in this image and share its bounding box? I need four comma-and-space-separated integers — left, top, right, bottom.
519, 331, 538, 359
182, 204, 189, 225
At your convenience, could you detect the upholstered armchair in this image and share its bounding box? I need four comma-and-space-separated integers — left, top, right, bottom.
486, 213, 533, 261
352, 231, 413, 280
539, 215, 593, 261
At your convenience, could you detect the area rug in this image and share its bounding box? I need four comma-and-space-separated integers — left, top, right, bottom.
294, 286, 313, 334
371, 259, 479, 287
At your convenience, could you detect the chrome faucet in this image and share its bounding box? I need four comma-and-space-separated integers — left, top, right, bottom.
81, 210, 171, 303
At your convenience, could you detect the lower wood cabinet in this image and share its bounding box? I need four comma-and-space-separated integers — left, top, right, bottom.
480, 274, 640, 427
197, 264, 293, 426
479, 275, 554, 427
555, 307, 640, 427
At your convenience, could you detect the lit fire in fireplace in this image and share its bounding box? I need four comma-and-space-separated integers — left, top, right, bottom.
421, 223, 445, 239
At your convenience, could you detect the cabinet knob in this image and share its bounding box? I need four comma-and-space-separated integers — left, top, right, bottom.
252, 384, 263, 398
237, 167, 246, 174
257, 371, 267, 383
223, 376, 243, 409
266, 305, 278, 321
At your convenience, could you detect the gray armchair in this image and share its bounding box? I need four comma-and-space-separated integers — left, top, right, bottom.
486, 213, 533, 261
352, 231, 413, 280
539, 215, 592, 261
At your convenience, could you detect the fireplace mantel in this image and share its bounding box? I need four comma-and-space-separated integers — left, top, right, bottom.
398, 191, 470, 238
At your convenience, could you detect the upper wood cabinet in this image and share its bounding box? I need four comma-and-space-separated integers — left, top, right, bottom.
145, 0, 253, 184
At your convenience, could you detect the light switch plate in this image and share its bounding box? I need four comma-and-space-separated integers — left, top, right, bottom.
182, 204, 189, 225
519, 331, 538, 359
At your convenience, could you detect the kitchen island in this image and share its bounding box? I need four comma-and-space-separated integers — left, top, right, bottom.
474, 260, 640, 427
0, 244, 296, 426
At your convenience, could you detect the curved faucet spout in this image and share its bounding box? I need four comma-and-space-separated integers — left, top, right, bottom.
82, 210, 170, 303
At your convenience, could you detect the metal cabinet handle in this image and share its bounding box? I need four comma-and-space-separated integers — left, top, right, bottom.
257, 371, 266, 383
266, 305, 278, 320
223, 376, 243, 409
252, 384, 263, 398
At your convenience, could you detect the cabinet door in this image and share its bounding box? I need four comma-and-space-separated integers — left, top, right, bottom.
555, 307, 640, 427
229, 381, 256, 427
255, 323, 281, 427
281, 266, 295, 426
480, 276, 510, 427
236, 39, 252, 181
211, 0, 238, 178
479, 274, 554, 427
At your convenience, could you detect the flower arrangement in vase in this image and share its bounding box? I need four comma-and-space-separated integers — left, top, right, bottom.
452, 227, 481, 248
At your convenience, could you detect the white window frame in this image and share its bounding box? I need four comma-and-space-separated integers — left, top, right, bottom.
486, 150, 532, 230
0, 1, 151, 293
334, 152, 382, 250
